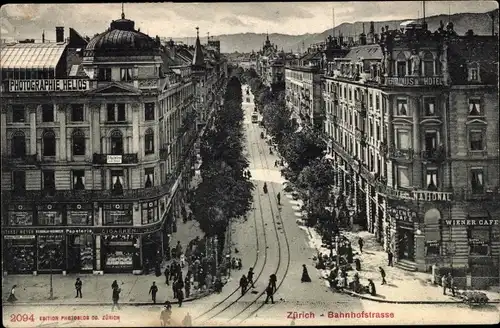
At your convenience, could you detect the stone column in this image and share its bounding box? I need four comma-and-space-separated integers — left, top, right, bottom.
1, 103, 7, 153
131, 102, 141, 157
90, 103, 101, 154
57, 104, 67, 161
29, 105, 39, 156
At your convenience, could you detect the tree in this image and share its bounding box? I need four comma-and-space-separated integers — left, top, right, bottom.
262, 96, 294, 144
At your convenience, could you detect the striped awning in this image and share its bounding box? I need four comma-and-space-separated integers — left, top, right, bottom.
1, 42, 66, 70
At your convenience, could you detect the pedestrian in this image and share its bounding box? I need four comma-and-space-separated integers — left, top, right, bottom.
7, 285, 17, 303
177, 287, 184, 307
263, 182, 268, 194
240, 275, 248, 295
164, 266, 170, 285
231, 257, 237, 269
172, 279, 178, 299
185, 276, 191, 298
358, 237, 364, 253
180, 253, 186, 268
175, 241, 182, 260
149, 282, 158, 304
387, 250, 393, 267
111, 286, 121, 311
182, 313, 192, 327
160, 302, 172, 327
441, 274, 447, 295
237, 258, 243, 270
379, 267, 387, 285
111, 280, 119, 290
75, 278, 83, 298
449, 274, 456, 296
368, 279, 376, 296
277, 192, 281, 205
269, 274, 277, 293
247, 267, 255, 288
265, 284, 275, 304
214, 277, 223, 293
301, 264, 312, 282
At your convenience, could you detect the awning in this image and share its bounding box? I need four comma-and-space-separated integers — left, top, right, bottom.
1, 42, 66, 70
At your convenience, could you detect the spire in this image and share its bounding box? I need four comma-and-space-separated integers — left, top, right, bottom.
192, 26, 204, 67
266, 30, 269, 42
121, 3, 125, 19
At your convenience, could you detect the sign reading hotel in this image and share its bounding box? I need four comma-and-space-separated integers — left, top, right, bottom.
9, 79, 90, 92
387, 188, 452, 202
385, 77, 444, 87
444, 219, 499, 226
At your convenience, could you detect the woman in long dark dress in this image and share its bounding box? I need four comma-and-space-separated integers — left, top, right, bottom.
301, 264, 311, 282
7, 285, 17, 303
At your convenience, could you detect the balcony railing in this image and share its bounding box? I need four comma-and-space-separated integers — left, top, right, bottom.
92, 153, 139, 165
421, 147, 446, 163
389, 148, 414, 161
454, 188, 500, 201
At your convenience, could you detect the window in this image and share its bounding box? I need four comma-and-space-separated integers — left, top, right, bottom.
145, 103, 155, 121
72, 130, 86, 156
468, 63, 480, 82
12, 105, 25, 122
120, 68, 133, 81
111, 170, 124, 195
98, 68, 112, 81
423, 52, 434, 76
144, 168, 154, 188
42, 170, 55, 194
396, 130, 410, 150
469, 131, 484, 151
423, 97, 436, 116
72, 170, 85, 190
42, 104, 54, 122
396, 98, 408, 116
145, 129, 154, 155
375, 95, 380, 110
397, 166, 410, 188
42, 130, 56, 157
471, 169, 484, 193
106, 104, 126, 122
468, 98, 481, 116
12, 171, 26, 193
425, 169, 438, 191
11, 131, 26, 158
142, 201, 159, 224
467, 226, 490, 255
71, 104, 84, 122
110, 130, 123, 155
396, 52, 407, 77
424, 131, 438, 151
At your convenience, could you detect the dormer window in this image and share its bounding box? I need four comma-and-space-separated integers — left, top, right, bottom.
468, 62, 480, 82
120, 68, 132, 81
468, 98, 481, 116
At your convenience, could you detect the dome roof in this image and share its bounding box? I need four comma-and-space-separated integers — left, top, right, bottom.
85, 14, 158, 56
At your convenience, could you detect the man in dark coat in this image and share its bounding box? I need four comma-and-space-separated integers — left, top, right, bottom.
379, 267, 387, 285
149, 282, 158, 304
177, 288, 184, 307
184, 276, 191, 298
269, 274, 277, 293
247, 267, 255, 288
111, 286, 121, 311
75, 278, 82, 298
277, 192, 281, 205
240, 275, 248, 295
265, 284, 275, 304
358, 238, 364, 253
387, 250, 393, 267
164, 266, 170, 285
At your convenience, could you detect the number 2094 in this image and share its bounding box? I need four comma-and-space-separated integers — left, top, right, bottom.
10, 314, 35, 322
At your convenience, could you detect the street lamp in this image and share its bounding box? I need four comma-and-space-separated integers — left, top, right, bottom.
48, 249, 55, 300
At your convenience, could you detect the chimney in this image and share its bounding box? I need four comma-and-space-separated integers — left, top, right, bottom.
56, 26, 64, 43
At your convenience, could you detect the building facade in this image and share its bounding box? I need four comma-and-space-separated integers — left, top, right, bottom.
323, 21, 499, 287
1, 15, 227, 275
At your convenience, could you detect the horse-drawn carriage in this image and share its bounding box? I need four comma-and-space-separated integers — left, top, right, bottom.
459, 291, 489, 307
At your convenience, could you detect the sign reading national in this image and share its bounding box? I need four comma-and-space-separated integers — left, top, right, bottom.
9, 79, 90, 92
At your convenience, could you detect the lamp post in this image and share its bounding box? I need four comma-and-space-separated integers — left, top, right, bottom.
48, 249, 55, 300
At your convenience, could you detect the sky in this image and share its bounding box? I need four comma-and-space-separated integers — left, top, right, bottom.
1, 1, 498, 41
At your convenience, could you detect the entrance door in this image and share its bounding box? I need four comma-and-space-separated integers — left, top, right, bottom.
398, 229, 415, 261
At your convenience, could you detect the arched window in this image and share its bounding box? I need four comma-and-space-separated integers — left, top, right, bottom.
145, 128, 154, 155
110, 130, 123, 155
11, 131, 26, 158
396, 52, 407, 77
72, 129, 86, 156
42, 130, 56, 157
422, 52, 434, 76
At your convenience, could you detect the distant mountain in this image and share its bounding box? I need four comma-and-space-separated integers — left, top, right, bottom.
190, 9, 497, 54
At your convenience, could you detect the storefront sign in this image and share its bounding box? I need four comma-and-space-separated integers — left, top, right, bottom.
426, 240, 439, 246
67, 211, 92, 225
386, 188, 452, 202
469, 239, 489, 246
389, 206, 417, 223
385, 77, 444, 87
8, 79, 90, 92
106, 155, 122, 164
2, 224, 163, 236
4, 235, 35, 240
8, 211, 33, 226
444, 219, 499, 226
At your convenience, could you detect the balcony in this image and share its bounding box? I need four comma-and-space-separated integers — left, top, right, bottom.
92, 153, 139, 165
453, 188, 500, 202
421, 147, 446, 163
2, 154, 39, 168
389, 148, 415, 162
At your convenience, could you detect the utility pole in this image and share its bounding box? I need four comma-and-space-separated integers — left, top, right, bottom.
48, 250, 54, 300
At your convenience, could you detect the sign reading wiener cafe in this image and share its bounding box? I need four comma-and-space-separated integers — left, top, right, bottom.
9, 79, 90, 92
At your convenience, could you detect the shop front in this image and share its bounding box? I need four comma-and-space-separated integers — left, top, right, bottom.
101, 234, 140, 273
389, 204, 418, 262
37, 231, 66, 273
66, 227, 95, 273
102, 203, 133, 225
4, 235, 36, 273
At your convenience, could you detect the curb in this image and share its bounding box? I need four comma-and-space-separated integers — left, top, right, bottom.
341, 289, 500, 304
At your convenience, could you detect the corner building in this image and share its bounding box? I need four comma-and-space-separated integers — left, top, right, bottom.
1, 15, 227, 274
323, 22, 499, 287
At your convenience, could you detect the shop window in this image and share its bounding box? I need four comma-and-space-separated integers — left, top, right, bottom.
396, 52, 407, 77
425, 169, 438, 191
145, 168, 154, 188
467, 226, 490, 255
12, 105, 25, 122
110, 130, 123, 155
71, 104, 84, 122
422, 52, 434, 76
6, 239, 35, 273
68, 235, 94, 271
120, 68, 133, 81
13, 171, 26, 193
145, 129, 154, 155
72, 129, 86, 156
37, 235, 64, 270
396, 130, 410, 150
98, 67, 112, 81
11, 131, 26, 158
470, 169, 484, 194
423, 97, 436, 116
144, 102, 155, 121
38, 206, 63, 225
102, 235, 136, 269
42, 170, 55, 195
468, 98, 481, 116
72, 170, 85, 190
42, 130, 56, 157
396, 98, 408, 116
103, 204, 133, 225
397, 166, 410, 188
142, 201, 158, 224
111, 170, 124, 195
41, 104, 54, 122
107, 104, 126, 122
469, 131, 484, 151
